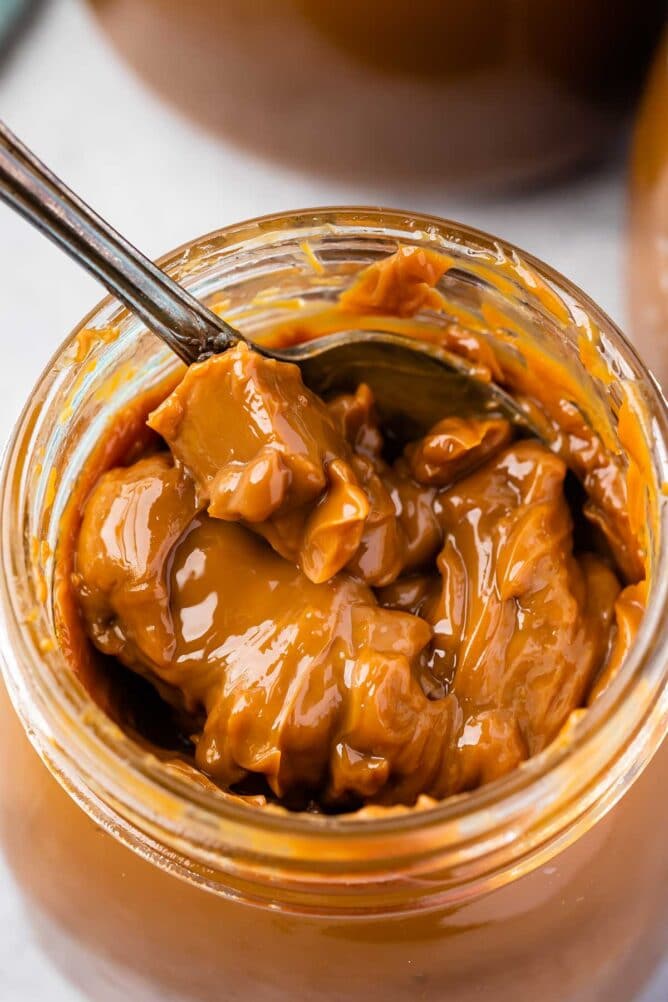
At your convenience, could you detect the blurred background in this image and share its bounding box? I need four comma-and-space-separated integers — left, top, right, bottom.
0, 0, 667, 998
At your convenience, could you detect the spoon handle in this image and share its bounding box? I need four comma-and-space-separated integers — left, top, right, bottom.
0, 120, 240, 363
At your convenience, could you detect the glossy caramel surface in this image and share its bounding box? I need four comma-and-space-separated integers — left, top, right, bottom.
68, 250, 643, 811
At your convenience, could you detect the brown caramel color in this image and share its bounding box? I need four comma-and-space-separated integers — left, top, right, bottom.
69, 250, 644, 810
1, 680, 667, 1002
6, 243, 660, 1002
630, 27, 668, 389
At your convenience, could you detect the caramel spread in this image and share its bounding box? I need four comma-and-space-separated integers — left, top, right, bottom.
65, 249, 645, 812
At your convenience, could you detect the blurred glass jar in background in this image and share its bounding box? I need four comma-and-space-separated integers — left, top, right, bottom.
88, 0, 664, 189
630, 27, 668, 388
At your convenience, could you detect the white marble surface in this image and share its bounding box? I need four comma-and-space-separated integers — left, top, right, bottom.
0, 1, 664, 999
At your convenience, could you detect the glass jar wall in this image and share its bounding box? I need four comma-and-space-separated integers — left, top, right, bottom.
1, 210, 668, 1001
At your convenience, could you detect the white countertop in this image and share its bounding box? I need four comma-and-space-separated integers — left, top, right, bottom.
0, 2, 664, 999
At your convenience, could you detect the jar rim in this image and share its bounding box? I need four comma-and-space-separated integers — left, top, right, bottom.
1, 206, 667, 904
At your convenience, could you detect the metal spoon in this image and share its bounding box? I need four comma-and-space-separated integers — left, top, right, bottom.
0, 121, 523, 441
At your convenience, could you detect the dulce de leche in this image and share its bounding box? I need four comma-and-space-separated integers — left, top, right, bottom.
66, 248, 645, 814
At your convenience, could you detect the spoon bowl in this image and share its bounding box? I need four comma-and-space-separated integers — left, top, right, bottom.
274, 330, 524, 444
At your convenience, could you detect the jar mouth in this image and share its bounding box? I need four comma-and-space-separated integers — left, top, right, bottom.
1, 206, 668, 899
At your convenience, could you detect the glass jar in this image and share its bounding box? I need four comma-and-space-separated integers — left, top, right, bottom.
630, 27, 668, 389
86, 0, 664, 189
1, 209, 667, 1002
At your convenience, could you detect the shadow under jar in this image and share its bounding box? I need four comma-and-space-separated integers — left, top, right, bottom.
1, 209, 668, 1002
87, 0, 664, 190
